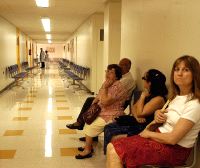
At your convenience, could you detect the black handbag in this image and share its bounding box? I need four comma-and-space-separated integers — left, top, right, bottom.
83, 103, 101, 125
115, 115, 138, 126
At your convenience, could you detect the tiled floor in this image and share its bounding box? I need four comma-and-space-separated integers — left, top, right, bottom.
0, 63, 106, 168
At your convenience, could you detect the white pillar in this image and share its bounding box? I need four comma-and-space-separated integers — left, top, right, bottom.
104, 0, 121, 69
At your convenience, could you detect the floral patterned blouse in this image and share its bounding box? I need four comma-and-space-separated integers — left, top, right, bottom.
97, 80, 127, 122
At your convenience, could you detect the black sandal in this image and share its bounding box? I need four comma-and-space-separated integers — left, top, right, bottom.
75, 152, 93, 159
66, 123, 83, 130
78, 147, 94, 153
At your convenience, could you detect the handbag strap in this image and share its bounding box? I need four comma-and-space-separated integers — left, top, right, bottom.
161, 99, 170, 112
145, 99, 170, 131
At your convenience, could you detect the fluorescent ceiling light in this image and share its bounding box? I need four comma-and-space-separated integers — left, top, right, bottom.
46, 34, 51, 40
35, 0, 49, 7
48, 40, 52, 43
41, 18, 50, 32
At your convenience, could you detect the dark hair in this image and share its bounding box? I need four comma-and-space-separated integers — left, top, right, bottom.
119, 58, 132, 74
145, 69, 168, 97
119, 58, 131, 69
169, 55, 200, 101
107, 64, 122, 80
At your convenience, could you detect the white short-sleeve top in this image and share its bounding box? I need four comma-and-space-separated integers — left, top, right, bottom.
159, 95, 200, 148
120, 72, 136, 98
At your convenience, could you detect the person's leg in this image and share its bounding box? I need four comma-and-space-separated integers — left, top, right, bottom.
77, 97, 95, 125
107, 143, 123, 168
79, 136, 98, 142
110, 135, 192, 167
104, 122, 129, 154
66, 97, 94, 129
75, 135, 93, 159
77, 97, 98, 141
111, 134, 127, 141
82, 135, 93, 154
75, 117, 105, 159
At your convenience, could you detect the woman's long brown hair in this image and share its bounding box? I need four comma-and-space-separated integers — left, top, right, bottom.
169, 55, 200, 102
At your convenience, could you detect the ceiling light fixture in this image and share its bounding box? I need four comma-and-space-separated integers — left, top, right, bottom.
35, 0, 49, 7
46, 34, 51, 40
48, 40, 52, 43
41, 17, 50, 32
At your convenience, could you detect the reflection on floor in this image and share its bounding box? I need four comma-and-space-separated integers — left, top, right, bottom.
0, 63, 106, 168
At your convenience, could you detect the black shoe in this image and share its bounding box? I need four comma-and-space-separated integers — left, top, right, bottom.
75, 152, 93, 159
79, 136, 98, 142
66, 123, 83, 130
78, 147, 94, 153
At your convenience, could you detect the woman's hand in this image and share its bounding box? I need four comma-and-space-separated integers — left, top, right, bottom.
141, 89, 150, 98
103, 79, 114, 88
92, 98, 99, 104
139, 129, 150, 138
154, 109, 167, 123
135, 116, 146, 123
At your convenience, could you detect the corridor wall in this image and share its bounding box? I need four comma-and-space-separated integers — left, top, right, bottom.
120, 0, 200, 90
65, 13, 104, 94
37, 43, 65, 61
120, 1, 200, 165
0, 16, 31, 91
0, 17, 17, 90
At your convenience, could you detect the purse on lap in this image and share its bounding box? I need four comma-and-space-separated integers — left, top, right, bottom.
83, 103, 101, 125
115, 115, 138, 126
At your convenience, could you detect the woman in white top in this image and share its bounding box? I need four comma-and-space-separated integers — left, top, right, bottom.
107, 55, 200, 168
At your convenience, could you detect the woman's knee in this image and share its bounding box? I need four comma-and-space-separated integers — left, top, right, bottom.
104, 123, 118, 134
107, 143, 116, 155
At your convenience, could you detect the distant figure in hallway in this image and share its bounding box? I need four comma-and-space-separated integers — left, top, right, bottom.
45, 50, 49, 69
66, 58, 136, 139
40, 48, 45, 68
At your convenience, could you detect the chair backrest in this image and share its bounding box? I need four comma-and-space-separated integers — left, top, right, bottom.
178, 135, 198, 168
128, 88, 141, 115
122, 87, 137, 110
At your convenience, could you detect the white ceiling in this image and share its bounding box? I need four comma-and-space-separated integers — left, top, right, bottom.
0, 0, 106, 43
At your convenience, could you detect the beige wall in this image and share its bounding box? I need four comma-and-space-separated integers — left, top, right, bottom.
20, 32, 27, 62
120, 0, 200, 163
37, 43, 65, 60
65, 20, 92, 90
0, 17, 17, 90
65, 13, 104, 93
104, 1, 121, 68
121, 0, 200, 90
91, 14, 104, 93
0, 16, 33, 90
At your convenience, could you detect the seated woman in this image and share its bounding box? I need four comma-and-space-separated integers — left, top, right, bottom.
104, 69, 168, 154
107, 55, 200, 168
75, 64, 127, 159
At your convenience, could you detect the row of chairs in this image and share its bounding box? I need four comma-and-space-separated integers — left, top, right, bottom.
21, 61, 39, 77
21, 62, 34, 71
59, 58, 90, 80
6, 61, 39, 89
7, 64, 27, 88
58, 59, 91, 93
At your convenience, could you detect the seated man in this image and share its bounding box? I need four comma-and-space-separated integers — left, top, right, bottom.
66, 58, 136, 141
